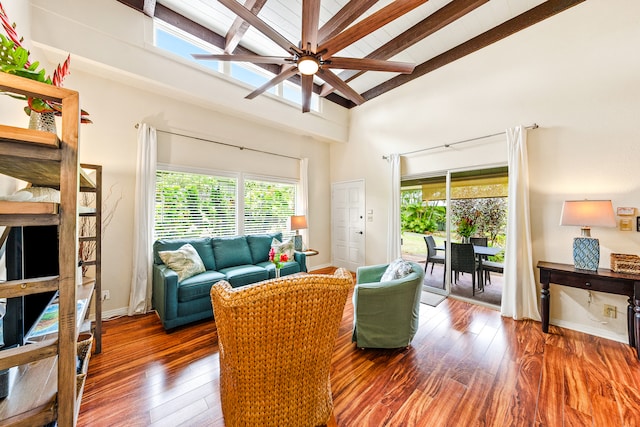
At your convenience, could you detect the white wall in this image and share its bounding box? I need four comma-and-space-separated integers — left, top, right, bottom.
331, 0, 640, 342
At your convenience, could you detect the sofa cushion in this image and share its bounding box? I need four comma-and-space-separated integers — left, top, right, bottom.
271, 237, 295, 259
154, 237, 216, 271
212, 236, 253, 269
381, 258, 414, 281
158, 244, 206, 282
219, 265, 269, 287
247, 232, 282, 264
178, 270, 226, 302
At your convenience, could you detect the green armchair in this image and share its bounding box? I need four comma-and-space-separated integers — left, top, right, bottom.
352, 261, 425, 349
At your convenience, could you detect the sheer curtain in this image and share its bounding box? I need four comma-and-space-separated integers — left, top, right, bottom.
128, 123, 157, 315
297, 157, 309, 247
501, 126, 541, 320
387, 153, 401, 262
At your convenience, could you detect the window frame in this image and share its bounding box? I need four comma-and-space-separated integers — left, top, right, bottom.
154, 164, 299, 240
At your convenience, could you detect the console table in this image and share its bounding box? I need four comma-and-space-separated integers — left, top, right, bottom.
537, 261, 640, 360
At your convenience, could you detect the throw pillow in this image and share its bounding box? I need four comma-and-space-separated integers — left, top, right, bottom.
271, 238, 295, 259
381, 259, 413, 281
158, 243, 206, 282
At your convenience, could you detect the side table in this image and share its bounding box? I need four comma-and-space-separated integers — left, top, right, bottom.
537, 261, 640, 360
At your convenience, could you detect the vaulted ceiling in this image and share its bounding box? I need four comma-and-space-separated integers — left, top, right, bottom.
117, 0, 584, 110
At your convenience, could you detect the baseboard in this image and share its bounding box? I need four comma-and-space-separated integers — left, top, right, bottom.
550, 318, 628, 344
87, 306, 129, 322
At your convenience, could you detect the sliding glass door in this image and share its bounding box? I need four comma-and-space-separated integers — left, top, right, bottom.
401, 167, 508, 306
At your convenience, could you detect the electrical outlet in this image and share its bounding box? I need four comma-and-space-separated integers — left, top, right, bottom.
603, 304, 617, 318
102, 290, 110, 301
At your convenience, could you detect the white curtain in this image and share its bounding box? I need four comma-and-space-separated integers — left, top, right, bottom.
128, 123, 157, 315
387, 153, 401, 262
501, 126, 541, 320
297, 157, 309, 247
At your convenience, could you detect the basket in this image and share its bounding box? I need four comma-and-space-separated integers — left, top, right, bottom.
610, 253, 640, 274
76, 332, 93, 398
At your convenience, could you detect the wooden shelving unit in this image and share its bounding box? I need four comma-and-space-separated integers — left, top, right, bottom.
79, 163, 102, 354
0, 73, 85, 426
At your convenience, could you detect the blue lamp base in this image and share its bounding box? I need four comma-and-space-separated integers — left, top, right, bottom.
573, 237, 599, 271
294, 234, 303, 251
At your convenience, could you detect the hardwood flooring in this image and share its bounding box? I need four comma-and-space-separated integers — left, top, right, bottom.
78, 269, 640, 426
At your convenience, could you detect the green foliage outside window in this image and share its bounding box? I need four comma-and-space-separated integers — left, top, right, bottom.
155, 171, 237, 239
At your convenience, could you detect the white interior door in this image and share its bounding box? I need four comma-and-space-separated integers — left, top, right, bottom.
331, 180, 365, 272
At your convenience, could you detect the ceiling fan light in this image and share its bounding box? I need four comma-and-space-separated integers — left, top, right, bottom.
298, 56, 319, 75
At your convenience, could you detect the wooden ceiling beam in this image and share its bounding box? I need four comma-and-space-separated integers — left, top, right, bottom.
318, 0, 429, 58
317, 0, 379, 45
225, 0, 267, 53
362, 0, 586, 102
322, 0, 488, 96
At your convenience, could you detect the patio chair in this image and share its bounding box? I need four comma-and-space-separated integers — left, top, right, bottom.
470, 237, 489, 283
448, 243, 482, 295
210, 269, 354, 426
424, 235, 445, 274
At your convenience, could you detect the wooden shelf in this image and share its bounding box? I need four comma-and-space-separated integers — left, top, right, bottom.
24, 280, 96, 344
0, 123, 60, 148
0, 356, 58, 427
0, 201, 58, 215
0, 72, 81, 426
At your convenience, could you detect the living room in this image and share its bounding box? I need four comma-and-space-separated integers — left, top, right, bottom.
0, 0, 639, 425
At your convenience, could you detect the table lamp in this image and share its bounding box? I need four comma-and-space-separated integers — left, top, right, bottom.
289, 215, 308, 251
560, 200, 616, 270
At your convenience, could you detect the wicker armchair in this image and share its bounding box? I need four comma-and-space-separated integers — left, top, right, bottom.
210, 269, 354, 427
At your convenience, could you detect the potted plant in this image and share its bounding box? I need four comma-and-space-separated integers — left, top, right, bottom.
0, 2, 91, 128
456, 215, 478, 243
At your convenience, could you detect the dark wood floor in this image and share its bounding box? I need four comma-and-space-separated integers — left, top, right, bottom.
78, 270, 640, 426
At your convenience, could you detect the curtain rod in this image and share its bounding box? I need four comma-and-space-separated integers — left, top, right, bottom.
134, 123, 301, 161
382, 123, 539, 159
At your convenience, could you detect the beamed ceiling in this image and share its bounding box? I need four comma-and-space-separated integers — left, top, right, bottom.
116, 0, 585, 111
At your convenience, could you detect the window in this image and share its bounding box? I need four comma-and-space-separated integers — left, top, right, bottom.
155, 170, 297, 240
243, 178, 296, 237
155, 170, 237, 239
155, 24, 220, 72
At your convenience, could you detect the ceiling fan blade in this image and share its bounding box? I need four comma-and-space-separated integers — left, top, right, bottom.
192, 54, 292, 65
318, 0, 379, 44
317, 69, 365, 105
225, 0, 268, 53
301, 0, 321, 53
325, 57, 416, 73
245, 66, 298, 100
301, 74, 314, 113
319, 0, 429, 58
218, 0, 300, 55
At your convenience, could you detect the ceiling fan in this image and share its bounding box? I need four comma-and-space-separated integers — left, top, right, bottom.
192, 0, 424, 112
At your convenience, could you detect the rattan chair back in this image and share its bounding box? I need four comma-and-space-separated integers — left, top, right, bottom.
210, 269, 354, 427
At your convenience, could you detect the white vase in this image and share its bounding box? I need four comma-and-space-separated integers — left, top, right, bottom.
275, 268, 281, 278
28, 111, 56, 133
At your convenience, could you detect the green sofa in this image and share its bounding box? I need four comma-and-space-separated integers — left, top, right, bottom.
152, 233, 307, 330
352, 261, 424, 348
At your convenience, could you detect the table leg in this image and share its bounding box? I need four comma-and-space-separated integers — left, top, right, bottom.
628, 297, 635, 349
634, 281, 640, 360
540, 271, 550, 334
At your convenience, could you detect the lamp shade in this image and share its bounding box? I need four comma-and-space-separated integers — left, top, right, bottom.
289, 215, 308, 231
560, 200, 616, 228
560, 200, 615, 271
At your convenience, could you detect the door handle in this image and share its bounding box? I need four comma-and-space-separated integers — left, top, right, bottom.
356, 231, 363, 235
